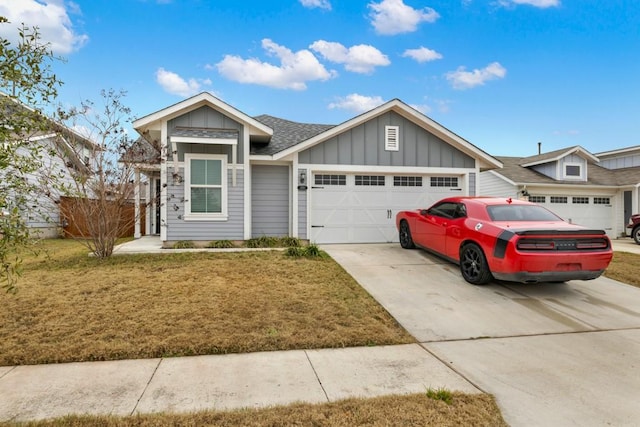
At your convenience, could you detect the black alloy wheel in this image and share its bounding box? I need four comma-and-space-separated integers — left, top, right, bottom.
460, 243, 492, 285
399, 221, 415, 249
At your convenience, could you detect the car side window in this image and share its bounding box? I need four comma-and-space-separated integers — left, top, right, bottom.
453, 203, 467, 219
428, 202, 459, 219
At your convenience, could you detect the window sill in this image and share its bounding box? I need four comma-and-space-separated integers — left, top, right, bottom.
183, 215, 228, 222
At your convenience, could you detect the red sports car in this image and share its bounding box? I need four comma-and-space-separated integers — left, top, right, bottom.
396, 197, 613, 285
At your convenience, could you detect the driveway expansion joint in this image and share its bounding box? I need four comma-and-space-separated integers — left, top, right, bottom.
304, 350, 330, 402
130, 358, 163, 416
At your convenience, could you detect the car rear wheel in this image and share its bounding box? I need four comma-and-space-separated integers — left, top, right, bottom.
399, 221, 415, 249
460, 243, 492, 285
633, 226, 640, 245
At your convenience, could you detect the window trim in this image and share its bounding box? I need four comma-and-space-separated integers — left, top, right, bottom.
184, 153, 228, 221
563, 162, 583, 179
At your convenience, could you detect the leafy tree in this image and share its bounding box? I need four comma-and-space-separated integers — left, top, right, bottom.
0, 17, 63, 291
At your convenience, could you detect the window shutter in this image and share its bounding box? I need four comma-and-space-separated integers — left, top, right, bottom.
385, 126, 399, 151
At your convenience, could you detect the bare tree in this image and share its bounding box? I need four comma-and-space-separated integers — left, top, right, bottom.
53, 89, 145, 258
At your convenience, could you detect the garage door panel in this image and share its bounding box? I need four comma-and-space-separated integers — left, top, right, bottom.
310, 173, 463, 244
537, 197, 614, 238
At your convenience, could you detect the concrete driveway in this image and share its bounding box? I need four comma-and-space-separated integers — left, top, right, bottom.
323, 243, 640, 427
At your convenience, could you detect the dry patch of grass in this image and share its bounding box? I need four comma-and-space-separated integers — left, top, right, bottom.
13, 392, 507, 427
604, 251, 640, 287
1, 240, 414, 366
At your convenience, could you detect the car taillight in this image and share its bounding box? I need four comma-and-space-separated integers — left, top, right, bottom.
575, 239, 609, 250
517, 240, 555, 250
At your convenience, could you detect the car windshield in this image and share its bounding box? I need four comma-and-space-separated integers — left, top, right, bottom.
487, 204, 562, 221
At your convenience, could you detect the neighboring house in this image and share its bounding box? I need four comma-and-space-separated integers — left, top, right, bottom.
129, 92, 502, 245
480, 145, 640, 238
0, 93, 98, 238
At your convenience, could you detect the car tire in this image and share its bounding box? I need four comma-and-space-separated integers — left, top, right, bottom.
633, 226, 640, 245
399, 220, 415, 249
460, 243, 493, 285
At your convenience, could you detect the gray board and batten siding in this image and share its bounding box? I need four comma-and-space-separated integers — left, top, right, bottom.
165, 169, 245, 241
251, 165, 290, 238
298, 111, 475, 168
168, 106, 245, 164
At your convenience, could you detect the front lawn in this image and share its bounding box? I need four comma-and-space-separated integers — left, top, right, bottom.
604, 251, 640, 287
0, 239, 414, 366
13, 393, 508, 427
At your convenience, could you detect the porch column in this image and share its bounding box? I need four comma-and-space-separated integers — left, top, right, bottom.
134, 169, 141, 239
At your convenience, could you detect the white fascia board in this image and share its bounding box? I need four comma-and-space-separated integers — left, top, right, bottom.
596, 145, 640, 158
249, 155, 274, 162
28, 133, 58, 142
298, 164, 473, 175
133, 92, 272, 137
516, 182, 621, 191
522, 146, 600, 167
170, 136, 237, 145
272, 99, 502, 171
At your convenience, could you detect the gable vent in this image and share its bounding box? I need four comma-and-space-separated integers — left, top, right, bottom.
385, 125, 399, 151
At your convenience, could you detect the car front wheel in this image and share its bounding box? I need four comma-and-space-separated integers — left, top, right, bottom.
460, 243, 492, 285
399, 221, 415, 249
633, 226, 640, 245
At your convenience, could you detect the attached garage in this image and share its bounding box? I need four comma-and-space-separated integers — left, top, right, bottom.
531, 195, 615, 237
309, 173, 464, 244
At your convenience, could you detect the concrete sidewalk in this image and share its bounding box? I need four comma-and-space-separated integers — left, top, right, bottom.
0, 344, 479, 422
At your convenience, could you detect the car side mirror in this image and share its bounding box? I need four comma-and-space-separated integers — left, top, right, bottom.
420, 209, 429, 216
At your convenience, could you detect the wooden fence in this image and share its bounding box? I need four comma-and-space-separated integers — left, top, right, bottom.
59, 196, 146, 238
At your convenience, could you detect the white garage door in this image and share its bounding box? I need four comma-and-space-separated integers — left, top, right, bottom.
310, 174, 461, 244
533, 195, 614, 237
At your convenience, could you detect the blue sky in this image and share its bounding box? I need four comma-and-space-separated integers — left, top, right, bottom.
1, 0, 638, 156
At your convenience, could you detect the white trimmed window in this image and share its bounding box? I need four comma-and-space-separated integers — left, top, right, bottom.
184, 153, 227, 220
385, 126, 399, 151
563, 163, 583, 179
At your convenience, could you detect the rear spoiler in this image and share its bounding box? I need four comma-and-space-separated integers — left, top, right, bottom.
514, 229, 607, 236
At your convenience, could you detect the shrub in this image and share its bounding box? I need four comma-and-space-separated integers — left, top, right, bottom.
245, 236, 280, 248
206, 240, 235, 249
279, 236, 301, 247
304, 244, 322, 257
426, 387, 453, 405
285, 246, 305, 257
173, 240, 195, 249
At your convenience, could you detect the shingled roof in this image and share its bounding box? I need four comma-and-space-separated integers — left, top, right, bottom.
495, 156, 640, 186
251, 115, 335, 155
121, 137, 161, 165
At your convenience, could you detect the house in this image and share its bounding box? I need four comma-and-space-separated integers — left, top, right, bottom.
480, 145, 640, 238
129, 92, 502, 245
0, 93, 98, 238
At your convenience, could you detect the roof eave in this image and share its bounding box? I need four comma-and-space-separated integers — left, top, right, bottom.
133, 92, 273, 137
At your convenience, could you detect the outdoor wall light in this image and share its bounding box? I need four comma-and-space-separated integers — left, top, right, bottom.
298, 170, 307, 191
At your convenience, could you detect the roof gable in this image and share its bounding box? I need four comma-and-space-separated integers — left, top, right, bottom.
520, 145, 599, 167
267, 99, 502, 171
493, 155, 640, 187
133, 92, 272, 138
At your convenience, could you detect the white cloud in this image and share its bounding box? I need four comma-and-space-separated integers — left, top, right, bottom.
408, 103, 431, 114
368, 0, 439, 35
0, 0, 88, 54
215, 39, 336, 90
299, 0, 332, 10
402, 46, 443, 63
155, 68, 211, 97
445, 62, 507, 90
328, 94, 386, 113
310, 40, 390, 74
496, 0, 560, 8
